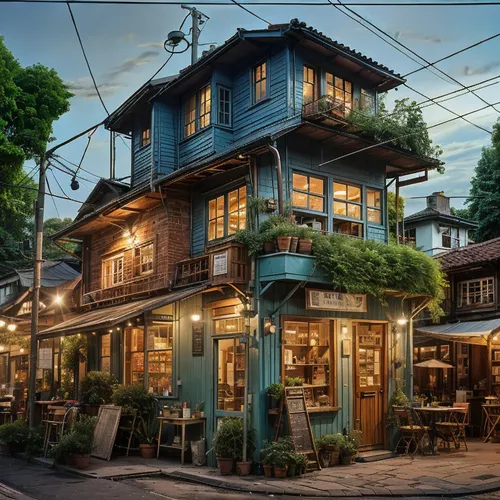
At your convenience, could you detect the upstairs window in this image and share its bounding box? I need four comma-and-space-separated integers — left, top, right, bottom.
303, 66, 316, 105
404, 227, 416, 245
361, 89, 375, 114
441, 226, 460, 248
218, 86, 232, 126
141, 127, 151, 147
367, 188, 382, 224
326, 73, 352, 112
208, 186, 247, 241
253, 62, 267, 103
184, 84, 211, 138
133, 243, 154, 276
333, 181, 362, 237
292, 172, 324, 212
102, 255, 124, 288
458, 278, 495, 308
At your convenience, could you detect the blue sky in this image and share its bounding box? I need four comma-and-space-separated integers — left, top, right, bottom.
2, 0, 500, 219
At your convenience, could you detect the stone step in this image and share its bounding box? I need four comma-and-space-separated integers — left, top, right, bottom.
356, 449, 395, 462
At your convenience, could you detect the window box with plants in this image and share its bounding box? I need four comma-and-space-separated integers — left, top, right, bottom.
267, 382, 284, 411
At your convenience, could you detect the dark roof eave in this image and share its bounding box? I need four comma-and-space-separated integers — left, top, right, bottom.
405, 212, 478, 228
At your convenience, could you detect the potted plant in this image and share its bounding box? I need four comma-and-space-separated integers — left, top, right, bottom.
316, 433, 343, 467
267, 382, 284, 410
79, 371, 118, 416
298, 237, 313, 255
192, 401, 205, 419
285, 376, 304, 387
136, 409, 159, 458
112, 383, 157, 418
339, 430, 362, 465
294, 453, 308, 475
0, 420, 29, 455
259, 440, 275, 477
212, 417, 240, 475
235, 423, 256, 476
273, 451, 288, 478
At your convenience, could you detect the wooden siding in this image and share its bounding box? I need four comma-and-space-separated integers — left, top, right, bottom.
179, 127, 214, 167
131, 125, 152, 187
154, 100, 178, 177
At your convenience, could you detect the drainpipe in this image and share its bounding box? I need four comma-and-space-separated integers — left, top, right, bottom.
267, 143, 283, 215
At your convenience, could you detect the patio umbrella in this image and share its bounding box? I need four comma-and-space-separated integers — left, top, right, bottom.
414, 359, 454, 369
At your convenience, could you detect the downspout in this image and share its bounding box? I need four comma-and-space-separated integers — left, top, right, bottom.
267, 143, 283, 215
487, 334, 493, 395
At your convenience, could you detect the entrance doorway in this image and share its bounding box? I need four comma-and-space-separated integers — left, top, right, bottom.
353, 322, 387, 450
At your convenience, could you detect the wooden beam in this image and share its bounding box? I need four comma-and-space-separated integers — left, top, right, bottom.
398, 171, 429, 187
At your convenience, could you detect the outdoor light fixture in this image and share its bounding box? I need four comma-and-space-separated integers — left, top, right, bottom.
20, 348, 24, 353
164, 30, 190, 54
191, 314, 201, 322
54, 295, 63, 305
70, 178, 80, 191
127, 322, 132, 327
0, 320, 5, 328
341, 325, 348, 335
397, 315, 408, 326
7, 323, 16, 332
494, 335, 499, 341
123, 230, 131, 238
108, 329, 113, 333
0, 346, 4, 351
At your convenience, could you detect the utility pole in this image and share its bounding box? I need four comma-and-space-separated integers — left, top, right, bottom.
28, 121, 105, 427
110, 131, 116, 180
181, 5, 203, 65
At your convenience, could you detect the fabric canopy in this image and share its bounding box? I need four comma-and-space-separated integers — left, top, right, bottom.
38, 284, 208, 338
415, 318, 500, 345
414, 359, 454, 369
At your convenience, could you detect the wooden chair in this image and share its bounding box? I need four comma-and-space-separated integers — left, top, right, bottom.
393, 406, 430, 456
435, 409, 463, 451
452, 403, 469, 451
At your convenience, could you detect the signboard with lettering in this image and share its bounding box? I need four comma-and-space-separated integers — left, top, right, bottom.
151, 314, 174, 322
192, 323, 204, 356
212, 251, 228, 276
306, 289, 367, 313
38, 348, 53, 370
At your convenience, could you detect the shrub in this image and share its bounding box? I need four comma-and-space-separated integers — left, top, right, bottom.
25, 426, 45, 458
259, 437, 294, 465
111, 383, 157, 417
285, 376, 304, 387
0, 420, 29, 453
79, 371, 118, 405
212, 417, 256, 461
267, 383, 284, 401
316, 433, 344, 451
51, 415, 96, 462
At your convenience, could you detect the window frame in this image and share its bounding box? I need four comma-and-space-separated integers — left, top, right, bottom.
366, 188, 383, 225
184, 92, 197, 138
207, 186, 247, 243
133, 242, 154, 277
458, 277, 495, 308
360, 89, 375, 114
123, 326, 145, 386
302, 65, 317, 105
146, 321, 174, 397
441, 226, 460, 249
199, 84, 211, 130
252, 61, 268, 104
217, 85, 232, 127
99, 333, 111, 373
292, 171, 326, 214
102, 254, 124, 289
325, 73, 353, 112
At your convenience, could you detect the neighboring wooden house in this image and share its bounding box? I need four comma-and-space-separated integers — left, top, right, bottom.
42, 20, 440, 456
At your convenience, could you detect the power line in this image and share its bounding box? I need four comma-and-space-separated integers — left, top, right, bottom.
45, 175, 61, 218
333, 0, 500, 116
49, 167, 71, 198
52, 154, 103, 179
228, 0, 271, 24
49, 159, 98, 184
66, 2, 110, 115
2, 0, 500, 5
15, 165, 39, 187
403, 32, 500, 78
0, 180, 90, 205
319, 98, 500, 167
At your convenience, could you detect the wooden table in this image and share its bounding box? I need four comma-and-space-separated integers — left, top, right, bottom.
35, 400, 67, 426
157, 416, 206, 464
414, 407, 463, 453
482, 404, 500, 443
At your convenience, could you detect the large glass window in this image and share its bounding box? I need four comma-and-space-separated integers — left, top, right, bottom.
199, 85, 211, 129
282, 319, 333, 409
100, 334, 111, 373
133, 243, 154, 277
303, 66, 316, 105
292, 172, 324, 212
459, 278, 495, 308
0, 353, 8, 396
218, 86, 231, 126
102, 255, 124, 288
147, 323, 173, 396
253, 62, 267, 103
124, 328, 144, 386
217, 338, 246, 412
367, 188, 382, 224
208, 186, 246, 241
326, 73, 352, 113
361, 89, 375, 114
441, 226, 460, 248
184, 94, 197, 137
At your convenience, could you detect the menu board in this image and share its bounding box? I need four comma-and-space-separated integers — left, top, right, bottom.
192, 323, 204, 356
92, 405, 122, 461
284, 387, 315, 454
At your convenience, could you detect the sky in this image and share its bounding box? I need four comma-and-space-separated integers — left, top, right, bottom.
1, 0, 500, 219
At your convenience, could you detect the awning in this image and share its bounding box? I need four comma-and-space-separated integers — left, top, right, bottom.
414, 359, 454, 369
415, 319, 500, 346
38, 284, 208, 338
17, 261, 81, 288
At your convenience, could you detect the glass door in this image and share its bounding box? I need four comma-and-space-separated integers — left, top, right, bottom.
216, 337, 246, 413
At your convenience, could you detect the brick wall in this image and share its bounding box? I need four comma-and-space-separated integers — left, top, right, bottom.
85, 190, 191, 295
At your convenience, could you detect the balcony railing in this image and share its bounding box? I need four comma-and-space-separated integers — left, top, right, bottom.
174, 242, 248, 288
303, 95, 350, 121
83, 271, 169, 307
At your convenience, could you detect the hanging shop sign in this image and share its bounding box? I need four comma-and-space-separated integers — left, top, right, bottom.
192, 323, 205, 356
151, 314, 174, 322
306, 289, 367, 313
212, 251, 228, 276
38, 348, 53, 370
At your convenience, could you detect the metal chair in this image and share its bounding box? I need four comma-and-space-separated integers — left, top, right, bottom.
452, 403, 469, 451
435, 410, 461, 451
393, 406, 430, 456
43, 406, 77, 457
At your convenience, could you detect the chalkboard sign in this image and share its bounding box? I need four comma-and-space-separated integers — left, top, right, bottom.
284, 387, 320, 469
192, 323, 204, 356
92, 405, 122, 461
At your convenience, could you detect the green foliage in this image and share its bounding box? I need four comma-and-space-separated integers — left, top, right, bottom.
136, 408, 160, 445
450, 206, 472, 219
467, 120, 500, 242
386, 383, 410, 427
339, 430, 362, 457
51, 415, 96, 461
0, 331, 29, 349
25, 426, 45, 458
212, 417, 256, 460
61, 335, 87, 373
259, 437, 294, 466
79, 371, 118, 405
0, 420, 29, 452
387, 192, 405, 243
42, 217, 76, 260
347, 97, 443, 169
112, 384, 157, 417
266, 382, 284, 401
0, 36, 73, 274
316, 433, 344, 451
285, 376, 304, 387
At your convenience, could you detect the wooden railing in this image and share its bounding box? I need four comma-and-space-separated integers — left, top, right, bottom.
83, 271, 169, 307
302, 95, 349, 121
174, 242, 248, 288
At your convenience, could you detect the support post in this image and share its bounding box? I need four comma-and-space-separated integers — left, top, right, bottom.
28, 155, 46, 427
190, 7, 200, 65
487, 335, 493, 395
395, 178, 400, 244
110, 131, 116, 179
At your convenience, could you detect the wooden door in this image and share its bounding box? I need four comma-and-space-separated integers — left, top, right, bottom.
353, 323, 386, 450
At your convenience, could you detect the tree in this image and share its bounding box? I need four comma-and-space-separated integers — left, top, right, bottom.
387, 191, 405, 242
450, 206, 472, 219
0, 36, 73, 274
467, 119, 500, 242
43, 217, 75, 260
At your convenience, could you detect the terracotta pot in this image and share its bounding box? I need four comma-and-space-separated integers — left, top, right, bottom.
72, 453, 91, 470
236, 461, 252, 476
298, 238, 313, 255
263, 241, 276, 254
192, 412, 201, 419
340, 454, 354, 466
274, 465, 288, 478
262, 464, 273, 477
217, 457, 234, 475
290, 236, 299, 253
139, 444, 156, 459
276, 236, 292, 252
324, 446, 340, 466
288, 464, 296, 477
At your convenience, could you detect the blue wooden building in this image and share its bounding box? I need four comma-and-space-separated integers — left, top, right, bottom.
43, 19, 439, 460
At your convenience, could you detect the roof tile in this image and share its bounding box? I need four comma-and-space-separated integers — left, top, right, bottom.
437, 237, 500, 270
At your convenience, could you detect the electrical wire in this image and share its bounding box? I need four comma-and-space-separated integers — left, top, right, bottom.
0, 180, 90, 205
52, 154, 103, 179
73, 126, 98, 180
228, 0, 271, 24
49, 159, 98, 184
15, 165, 39, 187
45, 175, 61, 218
66, 2, 110, 115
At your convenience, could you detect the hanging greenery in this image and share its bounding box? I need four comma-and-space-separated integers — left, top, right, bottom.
61, 334, 88, 373
0, 331, 29, 349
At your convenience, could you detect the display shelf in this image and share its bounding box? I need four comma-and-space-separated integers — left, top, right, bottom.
307, 406, 341, 413
285, 363, 329, 366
